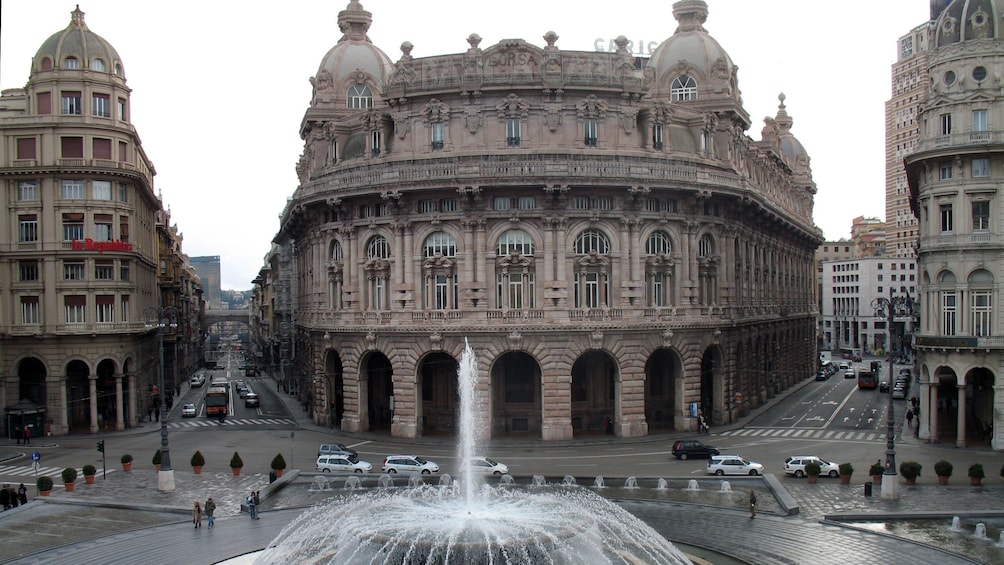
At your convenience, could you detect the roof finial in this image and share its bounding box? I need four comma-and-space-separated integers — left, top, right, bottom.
71, 5, 87, 29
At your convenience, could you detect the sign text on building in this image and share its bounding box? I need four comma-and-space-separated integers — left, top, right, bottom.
71, 239, 134, 253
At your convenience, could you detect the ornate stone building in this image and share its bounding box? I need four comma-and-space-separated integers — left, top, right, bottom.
271, 0, 822, 440
906, 0, 1004, 450
0, 7, 203, 436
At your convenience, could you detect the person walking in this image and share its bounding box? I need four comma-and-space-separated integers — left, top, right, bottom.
905, 408, 914, 429
1, 484, 10, 510
204, 497, 216, 528
23, 426, 30, 445
192, 501, 202, 528
253, 491, 261, 518
748, 489, 757, 518
247, 491, 257, 520
17, 483, 28, 505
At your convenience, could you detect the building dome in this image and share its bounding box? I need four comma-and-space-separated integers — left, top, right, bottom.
314, 1, 393, 89
33, 6, 124, 78
933, 0, 1003, 47
645, 0, 739, 103
774, 93, 810, 170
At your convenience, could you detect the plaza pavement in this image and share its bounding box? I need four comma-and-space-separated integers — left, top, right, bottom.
1, 374, 1001, 564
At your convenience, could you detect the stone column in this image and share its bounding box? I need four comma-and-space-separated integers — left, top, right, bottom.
115, 374, 125, 431
929, 383, 939, 443
956, 383, 967, 448
88, 376, 99, 434
128, 372, 138, 428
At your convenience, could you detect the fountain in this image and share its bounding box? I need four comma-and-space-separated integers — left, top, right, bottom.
439, 474, 453, 487
343, 475, 362, 490
309, 476, 331, 491
656, 478, 669, 491
624, 477, 638, 489
500, 474, 514, 486
377, 474, 394, 489
255, 340, 693, 564
974, 523, 988, 540
408, 474, 425, 488
949, 516, 963, 532
686, 479, 700, 491
594, 476, 605, 488
531, 474, 546, 488
998, 532, 1004, 547
720, 481, 732, 493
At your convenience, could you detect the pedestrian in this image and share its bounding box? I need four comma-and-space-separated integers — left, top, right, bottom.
604, 416, 614, 435
9, 486, 18, 508
247, 492, 257, 519
748, 489, 757, 518
192, 501, 202, 528
23, 426, 30, 445
17, 483, 28, 505
905, 409, 914, 428
204, 497, 216, 528
253, 490, 261, 518
15, 427, 21, 445
1, 484, 10, 510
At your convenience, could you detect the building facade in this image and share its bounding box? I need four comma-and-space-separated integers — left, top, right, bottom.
269, 0, 822, 440
906, 0, 1004, 450
0, 7, 202, 436
190, 256, 222, 309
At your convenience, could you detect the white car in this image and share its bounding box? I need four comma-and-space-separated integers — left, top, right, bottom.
316, 455, 372, 473
382, 455, 439, 475
707, 455, 764, 476
181, 403, 197, 418
189, 374, 206, 387
783, 455, 840, 478
470, 456, 508, 476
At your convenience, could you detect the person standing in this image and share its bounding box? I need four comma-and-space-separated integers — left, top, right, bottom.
204, 497, 216, 528
192, 501, 202, 528
253, 491, 261, 519
1, 484, 10, 510
247, 491, 257, 520
14, 427, 21, 445
23, 426, 30, 445
17, 484, 28, 505
748, 489, 757, 518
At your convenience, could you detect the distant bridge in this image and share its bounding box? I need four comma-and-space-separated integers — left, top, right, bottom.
203, 309, 251, 328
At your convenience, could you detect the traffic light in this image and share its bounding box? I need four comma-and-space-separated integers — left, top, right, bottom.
97, 440, 105, 453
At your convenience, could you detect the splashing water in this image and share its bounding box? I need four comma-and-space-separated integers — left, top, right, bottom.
686, 479, 700, 491
974, 523, 988, 540
950, 516, 963, 531
594, 476, 605, 488
500, 474, 515, 486
408, 475, 425, 488
531, 475, 546, 488
562, 475, 577, 486
343, 476, 362, 490
719, 481, 732, 493
378, 474, 394, 489
624, 477, 638, 489
309, 476, 331, 491
656, 478, 669, 490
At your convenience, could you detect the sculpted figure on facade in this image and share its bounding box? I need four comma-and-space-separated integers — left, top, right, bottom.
422, 98, 450, 124
496, 93, 530, 120
463, 105, 482, 134
543, 102, 562, 132
576, 95, 608, 119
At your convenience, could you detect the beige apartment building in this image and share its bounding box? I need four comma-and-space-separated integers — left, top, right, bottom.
906, 0, 1003, 450
268, 0, 822, 440
0, 8, 202, 437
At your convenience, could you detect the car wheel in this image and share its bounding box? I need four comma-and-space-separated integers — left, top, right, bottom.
387, 469, 397, 474
749, 470, 759, 476
493, 471, 501, 476
354, 469, 364, 474
421, 469, 431, 475
828, 470, 839, 478
794, 470, 804, 478
321, 469, 330, 473
680, 453, 688, 461
714, 470, 724, 476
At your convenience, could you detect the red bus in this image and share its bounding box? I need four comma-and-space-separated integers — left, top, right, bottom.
206, 385, 229, 418
858, 370, 878, 390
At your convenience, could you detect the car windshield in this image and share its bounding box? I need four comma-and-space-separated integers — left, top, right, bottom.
483, 458, 498, 465
414, 456, 428, 464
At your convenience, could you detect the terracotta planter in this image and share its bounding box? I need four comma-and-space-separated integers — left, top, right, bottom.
193, 466, 202, 474
232, 467, 241, 476
937, 475, 949, 485
807, 475, 818, 484
970, 477, 982, 486
839, 475, 852, 485
871, 475, 882, 485
154, 464, 161, 471
84, 475, 95, 484
122, 462, 132, 472
273, 469, 283, 478
904, 477, 918, 485
64, 482, 75, 492
39, 490, 52, 497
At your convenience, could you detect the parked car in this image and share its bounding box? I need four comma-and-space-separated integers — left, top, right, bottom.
470, 456, 509, 476
816, 370, 829, 381
707, 455, 764, 476
892, 385, 908, 399
672, 439, 719, 460
181, 403, 197, 418
318, 443, 358, 459
879, 380, 890, 392
783, 455, 840, 478
316, 455, 372, 473
190, 374, 206, 388
244, 392, 259, 407
852, 355, 863, 362
382, 455, 439, 474
844, 368, 856, 379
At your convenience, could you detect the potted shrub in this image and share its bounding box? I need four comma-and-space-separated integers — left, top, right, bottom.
61, 467, 78, 492
838, 462, 854, 485
900, 461, 922, 485
191, 450, 205, 474
120, 454, 133, 472
230, 451, 244, 476
934, 460, 953, 485
869, 461, 885, 484
805, 461, 821, 484
152, 449, 162, 471
37, 476, 54, 496
271, 453, 287, 477
82, 464, 97, 484
968, 463, 985, 486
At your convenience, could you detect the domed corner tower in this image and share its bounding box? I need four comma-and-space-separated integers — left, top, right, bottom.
31, 5, 126, 83
298, 0, 394, 184
645, 0, 750, 129
769, 93, 817, 212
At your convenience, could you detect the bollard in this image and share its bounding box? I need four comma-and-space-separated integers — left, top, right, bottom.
864, 481, 872, 497
269, 471, 277, 484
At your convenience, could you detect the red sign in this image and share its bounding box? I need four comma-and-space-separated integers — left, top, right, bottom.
71, 239, 134, 252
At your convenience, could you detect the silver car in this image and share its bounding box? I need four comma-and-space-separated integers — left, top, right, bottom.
707, 455, 764, 476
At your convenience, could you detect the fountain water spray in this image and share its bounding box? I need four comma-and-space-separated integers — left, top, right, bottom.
457, 338, 482, 506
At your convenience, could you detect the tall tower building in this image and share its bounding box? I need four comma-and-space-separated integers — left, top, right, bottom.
190, 256, 222, 308
885, 22, 932, 258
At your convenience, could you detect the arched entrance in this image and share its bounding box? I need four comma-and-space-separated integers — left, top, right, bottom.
66, 360, 91, 433
934, 369, 959, 444
96, 359, 117, 430
965, 367, 995, 446
491, 351, 541, 437
570, 351, 616, 435
324, 350, 344, 429
364, 352, 393, 431
700, 347, 723, 426
17, 358, 47, 406
419, 352, 459, 436
645, 348, 680, 431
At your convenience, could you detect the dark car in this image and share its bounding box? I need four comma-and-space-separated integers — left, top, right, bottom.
672, 439, 719, 460
879, 380, 891, 392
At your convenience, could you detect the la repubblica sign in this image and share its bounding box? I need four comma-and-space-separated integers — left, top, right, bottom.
70, 239, 134, 252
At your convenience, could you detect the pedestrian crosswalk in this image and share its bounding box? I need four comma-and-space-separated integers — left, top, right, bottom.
0, 465, 114, 480
167, 417, 295, 429
717, 427, 887, 442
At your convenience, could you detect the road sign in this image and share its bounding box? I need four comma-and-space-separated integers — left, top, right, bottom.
31, 452, 40, 462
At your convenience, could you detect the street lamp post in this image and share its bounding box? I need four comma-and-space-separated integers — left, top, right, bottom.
871, 288, 913, 500
145, 305, 179, 493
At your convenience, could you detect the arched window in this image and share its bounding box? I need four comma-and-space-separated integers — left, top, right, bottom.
968, 270, 993, 336
367, 235, 391, 259
331, 240, 343, 261
114, 62, 123, 76
671, 75, 698, 101
365, 235, 391, 310
347, 84, 373, 109
698, 235, 714, 257
645, 230, 675, 307
646, 230, 672, 255
574, 229, 610, 255
328, 240, 344, 310
90, 59, 105, 72
697, 234, 718, 307
939, 270, 957, 336
423, 231, 456, 258
422, 232, 458, 310
64, 57, 80, 69
497, 229, 534, 256
496, 230, 536, 310
573, 229, 611, 308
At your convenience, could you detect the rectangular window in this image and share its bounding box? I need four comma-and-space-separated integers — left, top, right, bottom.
93, 180, 112, 200
62, 180, 84, 199
16, 138, 37, 160
652, 123, 664, 150
584, 272, 601, 308
584, 119, 597, 146
62, 91, 82, 115
940, 113, 952, 135
118, 141, 127, 162
506, 119, 521, 146
18, 214, 38, 243
63, 261, 85, 280
371, 130, 381, 156
651, 272, 666, 307
973, 109, 988, 132
439, 198, 457, 212
517, 196, 536, 210
573, 196, 590, 209
121, 295, 130, 322
21, 296, 40, 325
595, 196, 612, 210
359, 204, 373, 218
508, 273, 525, 309
939, 161, 953, 180
37, 92, 52, 114
972, 291, 992, 337
431, 123, 444, 150
117, 98, 127, 121
434, 274, 450, 310
972, 201, 990, 231
65, 295, 86, 324
63, 212, 84, 241
419, 199, 436, 213
942, 292, 957, 336
18, 181, 38, 200
19, 261, 39, 282
95, 260, 114, 280
93, 213, 113, 241
972, 157, 990, 178
120, 260, 131, 281
119, 216, 129, 242
61, 136, 84, 159
92, 94, 110, 117
96, 295, 115, 323
118, 183, 128, 202
939, 204, 954, 233
493, 197, 511, 211
93, 138, 112, 160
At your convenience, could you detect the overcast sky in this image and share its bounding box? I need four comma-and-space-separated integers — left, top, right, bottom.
1, 1, 931, 289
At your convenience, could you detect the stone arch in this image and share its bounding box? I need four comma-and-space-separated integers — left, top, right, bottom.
95, 358, 118, 430
65, 359, 91, 432
362, 351, 393, 431
325, 349, 345, 429
570, 350, 617, 435
965, 366, 995, 447
644, 348, 681, 431
418, 351, 459, 436
16, 357, 48, 407
490, 351, 542, 437
699, 345, 724, 426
